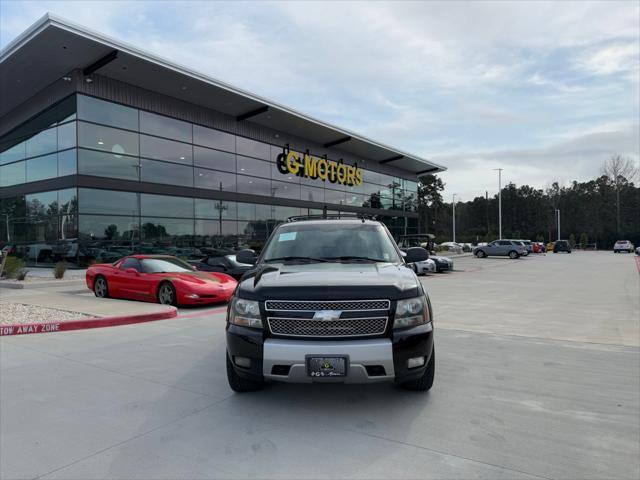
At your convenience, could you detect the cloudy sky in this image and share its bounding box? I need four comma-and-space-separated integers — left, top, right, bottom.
1, 0, 638, 200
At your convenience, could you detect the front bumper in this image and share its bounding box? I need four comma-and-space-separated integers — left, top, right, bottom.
226, 323, 433, 384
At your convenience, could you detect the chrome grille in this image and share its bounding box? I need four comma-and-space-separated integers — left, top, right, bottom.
268, 317, 387, 338
265, 300, 390, 311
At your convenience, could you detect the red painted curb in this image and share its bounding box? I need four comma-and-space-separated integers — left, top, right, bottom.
635, 256, 640, 274
0, 308, 178, 337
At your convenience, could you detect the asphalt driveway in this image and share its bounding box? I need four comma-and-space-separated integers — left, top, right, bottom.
1, 252, 638, 479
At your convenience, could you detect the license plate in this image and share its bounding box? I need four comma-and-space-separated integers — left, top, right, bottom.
307, 357, 347, 377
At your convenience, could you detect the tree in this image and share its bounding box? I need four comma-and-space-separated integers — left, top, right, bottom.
417, 174, 444, 234
580, 232, 588, 247
569, 233, 576, 248
104, 224, 119, 240
601, 155, 639, 234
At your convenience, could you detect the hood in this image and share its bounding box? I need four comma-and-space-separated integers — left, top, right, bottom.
430, 255, 452, 262
237, 262, 421, 300
155, 271, 229, 285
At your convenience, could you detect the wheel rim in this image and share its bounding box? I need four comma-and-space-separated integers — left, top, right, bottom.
510, 252, 517, 258
159, 285, 173, 304
95, 278, 106, 297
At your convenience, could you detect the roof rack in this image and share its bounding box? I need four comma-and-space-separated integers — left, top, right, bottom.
286, 213, 377, 223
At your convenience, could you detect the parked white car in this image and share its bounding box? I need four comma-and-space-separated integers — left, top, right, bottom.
412, 258, 437, 275
613, 240, 635, 253
440, 242, 463, 254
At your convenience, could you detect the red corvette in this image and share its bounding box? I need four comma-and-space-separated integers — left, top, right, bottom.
86, 255, 237, 306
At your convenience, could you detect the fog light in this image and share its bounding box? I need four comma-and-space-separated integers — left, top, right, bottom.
234, 356, 251, 368
407, 356, 425, 369
185, 293, 200, 299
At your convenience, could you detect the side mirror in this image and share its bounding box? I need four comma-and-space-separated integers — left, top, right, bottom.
236, 249, 257, 265
124, 268, 140, 276
404, 247, 429, 264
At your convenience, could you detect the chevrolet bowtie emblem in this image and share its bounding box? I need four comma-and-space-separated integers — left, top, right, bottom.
313, 310, 342, 321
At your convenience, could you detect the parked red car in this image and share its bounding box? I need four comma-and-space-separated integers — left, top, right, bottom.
86, 255, 237, 306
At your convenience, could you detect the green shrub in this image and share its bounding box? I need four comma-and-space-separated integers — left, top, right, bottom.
569, 233, 576, 248
1, 256, 25, 279
54, 261, 67, 279
580, 232, 588, 247
16, 268, 29, 281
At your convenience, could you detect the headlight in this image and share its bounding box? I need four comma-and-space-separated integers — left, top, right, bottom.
394, 296, 430, 329
229, 297, 263, 329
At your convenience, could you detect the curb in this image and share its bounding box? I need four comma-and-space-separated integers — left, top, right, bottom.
0, 282, 24, 289
0, 307, 178, 337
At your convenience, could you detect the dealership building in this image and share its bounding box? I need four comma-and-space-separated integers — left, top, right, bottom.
0, 14, 445, 265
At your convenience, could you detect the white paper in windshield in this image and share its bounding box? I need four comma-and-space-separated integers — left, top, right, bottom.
278, 232, 297, 242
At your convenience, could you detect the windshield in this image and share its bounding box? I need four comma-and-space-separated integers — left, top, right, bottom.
261, 223, 401, 263
140, 257, 194, 273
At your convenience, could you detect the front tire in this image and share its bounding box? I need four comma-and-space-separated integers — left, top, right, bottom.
508, 250, 519, 259
226, 354, 264, 392
93, 276, 109, 298
476, 250, 486, 258
401, 347, 435, 392
157, 282, 177, 306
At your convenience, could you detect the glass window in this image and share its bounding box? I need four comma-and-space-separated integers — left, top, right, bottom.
237, 175, 271, 196
141, 194, 194, 217
58, 149, 77, 177
271, 180, 300, 200
193, 146, 236, 172
236, 202, 256, 221
0, 140, 26, 165
273, 206, 301, 221
195, 220, 239, 248
0, 160, 25, 186
26, 154, 57, 183
236, 137, 270, 160
140, 111, 191, 143
141, 217, 194, 243
58, 188, 78, 215
195, 199, 236, 219
270, 162, 301, 183
140, 135, 192, 164
237, 155, 271, 178
79, 189, 139, 215
57, 122, 76, 151
345, 192, 366, 207
120, 257, 143, 272
140, 159, 193, 187
79, 215, 139, 242
193, 125, 235, 152
25, 128, 57, 158
194, 168, 236, 191
301, 185, 324, 203
78, 122, 139, 156
77, 95, 139, 130
324, 188, 346, 205
78, 149, 139, 181
26, 191, 58, 217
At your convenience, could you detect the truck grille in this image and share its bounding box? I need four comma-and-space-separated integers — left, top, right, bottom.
265, 299, 390, 338
265, 300, 390, 311
268, 317, 388, 338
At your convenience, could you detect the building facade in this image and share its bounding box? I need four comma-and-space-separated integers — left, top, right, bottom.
0, 15, 445, 266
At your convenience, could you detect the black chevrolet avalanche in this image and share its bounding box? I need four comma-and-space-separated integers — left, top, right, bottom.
226, 216, 435, 392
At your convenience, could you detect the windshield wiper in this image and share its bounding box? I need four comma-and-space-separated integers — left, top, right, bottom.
264, 256, 328, 263
322, 256, 388, 263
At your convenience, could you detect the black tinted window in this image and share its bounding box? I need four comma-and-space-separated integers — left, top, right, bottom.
120, 258, 141, 271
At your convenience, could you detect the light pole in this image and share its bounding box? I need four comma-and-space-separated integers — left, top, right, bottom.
556, 209, 561, 241
493, 168, 503, 238
452, 193, 457, 243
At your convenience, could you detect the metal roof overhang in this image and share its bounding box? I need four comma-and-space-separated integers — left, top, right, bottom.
0, 14, 446, 176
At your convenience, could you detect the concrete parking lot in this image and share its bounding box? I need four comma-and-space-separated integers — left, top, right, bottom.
1, 252, 638, 479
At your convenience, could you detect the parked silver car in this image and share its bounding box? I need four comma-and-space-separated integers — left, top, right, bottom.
473, 240, 527, 259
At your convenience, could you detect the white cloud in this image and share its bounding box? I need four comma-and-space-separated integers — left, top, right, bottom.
576, 42, 640, 76
1, 1, 638, 201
